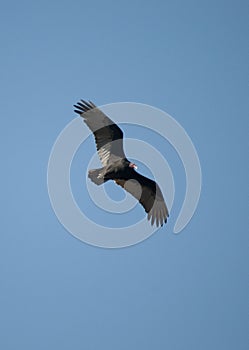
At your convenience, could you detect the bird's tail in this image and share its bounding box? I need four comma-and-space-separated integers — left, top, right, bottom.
88, 168, 105, 185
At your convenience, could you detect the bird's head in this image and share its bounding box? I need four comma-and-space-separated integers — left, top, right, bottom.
129, 162, 138, 170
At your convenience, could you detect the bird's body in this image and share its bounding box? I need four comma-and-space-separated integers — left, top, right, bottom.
90, 159, 132, 182
74, 100, 169, 227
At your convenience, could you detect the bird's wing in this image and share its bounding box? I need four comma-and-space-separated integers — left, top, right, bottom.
115, 171, 169, 227
74, 100, 126, 166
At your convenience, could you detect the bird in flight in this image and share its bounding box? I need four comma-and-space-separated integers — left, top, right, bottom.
74, 100, 169, 227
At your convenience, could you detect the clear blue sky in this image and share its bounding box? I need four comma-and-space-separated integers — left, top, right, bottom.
1, 0, 248, 349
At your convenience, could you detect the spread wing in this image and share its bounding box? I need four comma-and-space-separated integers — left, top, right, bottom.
115, 171, 169, 227
74, 100, 126, 166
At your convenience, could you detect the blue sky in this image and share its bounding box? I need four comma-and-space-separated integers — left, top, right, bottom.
1, 0, 248, 349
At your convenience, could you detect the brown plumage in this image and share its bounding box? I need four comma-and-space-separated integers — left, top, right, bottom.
74, 99, 169, 227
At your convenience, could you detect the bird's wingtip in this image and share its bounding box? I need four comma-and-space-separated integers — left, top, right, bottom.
73, 99, 96, 115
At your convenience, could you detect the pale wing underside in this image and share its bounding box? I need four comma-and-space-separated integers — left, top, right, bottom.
74, 100, 126, 166
115, 175, 169, 227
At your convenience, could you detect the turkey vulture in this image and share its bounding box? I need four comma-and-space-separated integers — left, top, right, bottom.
74, 100, 169, 227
